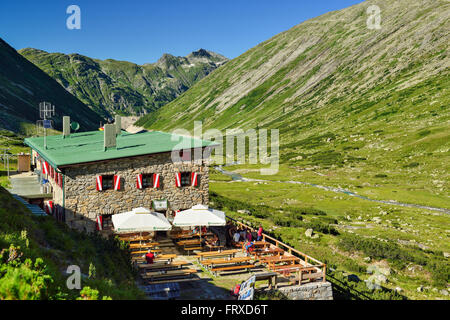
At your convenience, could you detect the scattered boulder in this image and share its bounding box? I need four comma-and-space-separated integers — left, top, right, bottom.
375, 274, 387, 284
237, 209, 251, 215
395, 287, 403, 293
372, 217, 382, 223
443, 252, 449, 258
365, 279, 381, 291
440, 289, 448, 296
305, 228, 314, 238
417, 285, 424, 292
364, 257, 371, 262
378, 267, 391, 277
347, 274, 360, 283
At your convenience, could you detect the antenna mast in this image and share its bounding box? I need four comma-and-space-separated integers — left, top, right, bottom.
38, 102, 55, 149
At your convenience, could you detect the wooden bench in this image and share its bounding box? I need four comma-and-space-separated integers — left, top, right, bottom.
204, 244, 225, 251
139, 261, 190, 271
210, 264, 256, 276
130, 249, 162, 255
184, 247, 203, 255
142, 277, 202, 285
133, 254, 177, 264
254, 272, 278, 290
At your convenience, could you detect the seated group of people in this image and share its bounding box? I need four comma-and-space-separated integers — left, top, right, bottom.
231, 226, 263, 245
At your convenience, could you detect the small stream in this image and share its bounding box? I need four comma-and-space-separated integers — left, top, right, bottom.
214, 165, 450, 214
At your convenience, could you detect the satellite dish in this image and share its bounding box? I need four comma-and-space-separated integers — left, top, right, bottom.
71, 121, 80, 131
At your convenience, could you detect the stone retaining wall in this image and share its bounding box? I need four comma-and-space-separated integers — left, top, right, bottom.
278, 281, 333, 300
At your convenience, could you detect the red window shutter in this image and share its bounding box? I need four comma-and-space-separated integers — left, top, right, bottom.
42, 161, 49, 175
114, 175, 121, 191
175, 172, 181, 187
136, 174, 143, 189
96, 216, 103, 231
96, 176, 103, 191
153, 173, 160, 188
191, 172, 199, 187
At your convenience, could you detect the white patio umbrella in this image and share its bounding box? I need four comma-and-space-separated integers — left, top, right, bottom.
112, 207, 172, 234
172, 204, 226, 227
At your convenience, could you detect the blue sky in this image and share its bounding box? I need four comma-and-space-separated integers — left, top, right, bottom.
0, 0, 364, 65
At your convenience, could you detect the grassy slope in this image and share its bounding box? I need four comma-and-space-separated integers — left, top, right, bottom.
19, 48, 228, 119
137, 0, 449, 299
0, 38, 103, 134
0, 186, 145, 300
137, 0, 449, 209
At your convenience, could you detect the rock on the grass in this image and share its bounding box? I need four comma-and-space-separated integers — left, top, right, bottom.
364, 257, 371, 262
305, 228, 313, 238
347, 274, 360, 282
237, 209, 251, 215
440, 289, 449, 296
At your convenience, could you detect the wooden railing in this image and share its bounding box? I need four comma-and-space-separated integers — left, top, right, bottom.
226, 216, 327, 284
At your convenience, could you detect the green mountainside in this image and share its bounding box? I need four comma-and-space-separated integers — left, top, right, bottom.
0, 38, 102, 133
19, 48, 228, 119
137, 0, 449, 299
137, 0, 449, 207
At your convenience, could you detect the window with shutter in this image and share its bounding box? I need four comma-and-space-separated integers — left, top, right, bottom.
180, 172, 191, 187
102, 175, 114, 190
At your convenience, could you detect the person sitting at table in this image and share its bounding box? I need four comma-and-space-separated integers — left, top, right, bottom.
144, 250, 156, 264
240, 228, 247, 241
232, 230, 240, 244
192, 226, 200, 234
246, 229, 253, 242
201, 226, 207, 234
210, 234, 219, 246
244, 240, 254, 256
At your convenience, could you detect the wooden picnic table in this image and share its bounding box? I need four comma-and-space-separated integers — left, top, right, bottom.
129, 242, 160, 249
252, 241, 271, 248
134, 254, 177, 264
130, 249, 163, 255
119, 235, 153, 242
204, 244, 225, 251
241, 241, 272, 253
171, 232, 213, 240
251, 247, 284, 257
195, 249, 239, 261
260, 255, 300, 265
176, 239, 201, 246
201, 256, 252, 268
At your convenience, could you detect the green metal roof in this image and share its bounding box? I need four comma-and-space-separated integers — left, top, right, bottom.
24, 130, 218, 167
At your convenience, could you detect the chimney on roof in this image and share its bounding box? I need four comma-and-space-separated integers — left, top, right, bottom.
115, 115, 122, 135
104, 124, 116, 150
63, 116, 70, 138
